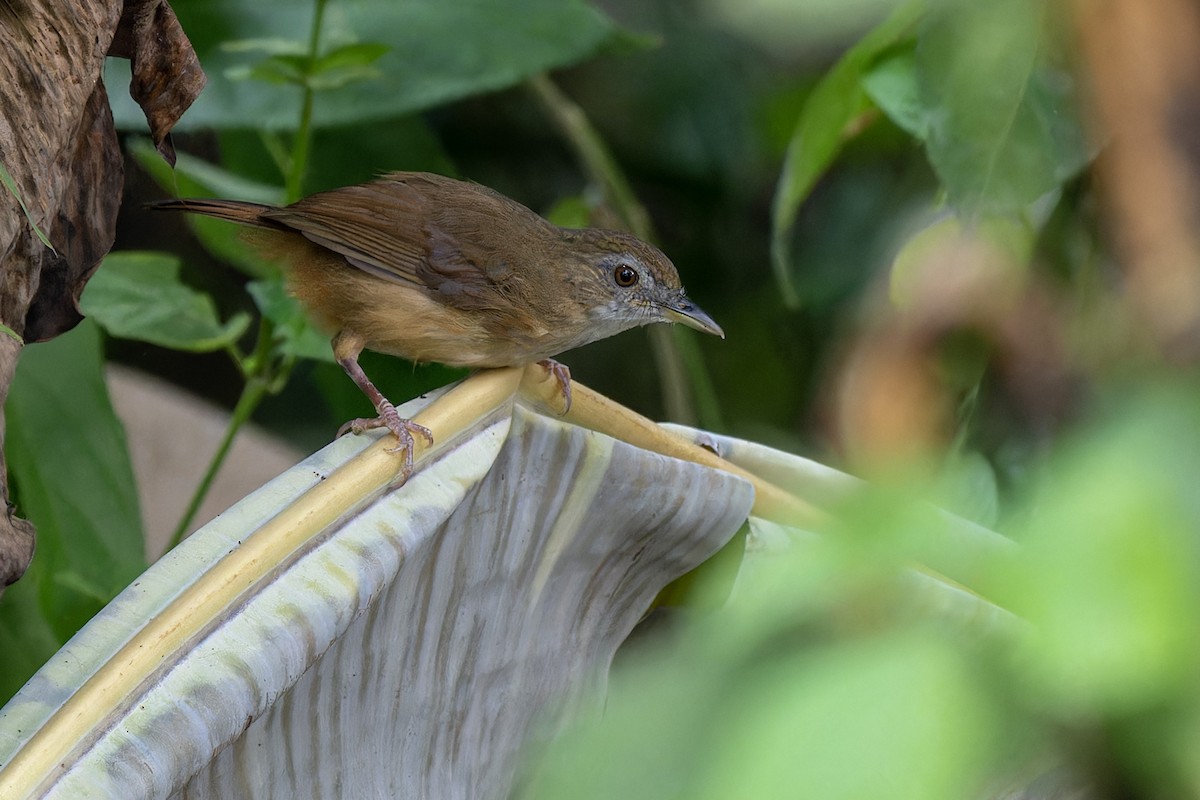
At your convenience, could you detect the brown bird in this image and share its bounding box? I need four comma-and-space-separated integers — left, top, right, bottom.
151, 171, 723, 477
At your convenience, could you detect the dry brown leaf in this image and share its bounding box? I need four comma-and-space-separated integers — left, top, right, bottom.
0, 0, 205, 588
109, 0, 206, 166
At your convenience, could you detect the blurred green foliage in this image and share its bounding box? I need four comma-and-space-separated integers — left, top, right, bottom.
0, 322, 146, 702
104, 0, 623, 130
80, 252, 251, 352
522, 387, 1200, 799
3, 0, 1197, 794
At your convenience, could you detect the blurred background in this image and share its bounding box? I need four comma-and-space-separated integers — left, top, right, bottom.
8, 0, 1200, 795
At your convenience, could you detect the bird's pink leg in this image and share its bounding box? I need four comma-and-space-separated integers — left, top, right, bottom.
333, 331, 433, 481
538, 359, 572, 414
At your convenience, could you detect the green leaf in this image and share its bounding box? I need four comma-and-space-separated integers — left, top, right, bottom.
228, 43, 390, 91
544, 194, 593, 229
105, 0, 624, 131
770, 1, 922, 307
698, 634, 1000, 800
246, 278, 335, 363
52, 570, 120, 604
862, 44, 929, 138
220, 37, 307, 56
525, 616, 1005, 800
130, 137, 284, 205
129, 137, 284, 277
228, 54, 308, 87
1000, 392, 1200, 717
305, 43, 392, 91
307, 65, 385, 92
0, 582, 62, 707
314, 42, 390, 73
218, 117, 457, 194
0, 159, 55, 252
914, 0, 1091, 214
81, 251, 251, 352
0, 321, 147, 703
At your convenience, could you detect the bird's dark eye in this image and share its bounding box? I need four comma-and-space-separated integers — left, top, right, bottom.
614, 264, 639, 287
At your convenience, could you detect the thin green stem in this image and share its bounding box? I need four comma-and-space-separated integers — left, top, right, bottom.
258, 131, 292, 180
240, 315, 276, 378
528, 74, 723, 428
528, 74, 654, 240
166, 377, 270, 550
167, 0, 327, 549
674, 326, 726, 430
285, 0, 329, 203
169, 316, 278, 548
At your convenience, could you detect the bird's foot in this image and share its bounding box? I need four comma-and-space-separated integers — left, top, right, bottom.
538, 359, 572, 414
337, 403, 434, 481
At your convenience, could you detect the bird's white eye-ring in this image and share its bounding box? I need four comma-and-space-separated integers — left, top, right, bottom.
614, 264, 639, 287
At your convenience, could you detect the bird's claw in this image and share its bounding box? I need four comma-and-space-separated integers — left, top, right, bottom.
538, 359, 572, 414
336, 404, 434, 482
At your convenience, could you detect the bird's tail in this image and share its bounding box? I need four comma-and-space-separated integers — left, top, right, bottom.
147, 198, 279, 227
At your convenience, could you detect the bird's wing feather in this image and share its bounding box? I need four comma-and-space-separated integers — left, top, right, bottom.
263, 182, 430, 288
261, 176, 537, 318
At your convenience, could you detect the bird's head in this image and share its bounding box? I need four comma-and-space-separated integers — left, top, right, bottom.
565, 229, 724, 339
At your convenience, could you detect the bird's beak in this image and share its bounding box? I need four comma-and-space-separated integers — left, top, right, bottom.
662, 297, 725, 339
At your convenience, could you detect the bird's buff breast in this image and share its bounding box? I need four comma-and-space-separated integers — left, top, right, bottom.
289, 258, 614, 368
363, 292, 550, 368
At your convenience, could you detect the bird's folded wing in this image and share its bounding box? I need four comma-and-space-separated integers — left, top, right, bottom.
263, 182, 433, 288
263, 180, 516, 316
